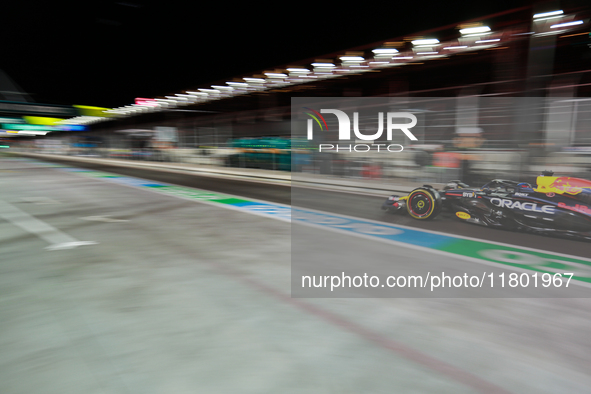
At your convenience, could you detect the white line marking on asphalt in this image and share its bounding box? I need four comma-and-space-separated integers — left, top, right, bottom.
45, 241, 99, 251
81, 216, 129, 223
0, 198, 97, 251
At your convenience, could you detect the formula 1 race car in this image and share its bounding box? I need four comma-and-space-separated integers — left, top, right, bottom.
381, 171, 591, 240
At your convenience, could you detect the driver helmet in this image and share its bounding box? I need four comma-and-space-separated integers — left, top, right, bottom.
516, 182, 534, 192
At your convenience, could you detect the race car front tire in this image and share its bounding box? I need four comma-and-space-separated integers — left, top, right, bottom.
406, 187, 441, 220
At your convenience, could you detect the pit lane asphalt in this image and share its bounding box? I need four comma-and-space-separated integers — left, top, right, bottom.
3, 155, 591, 394
24, 155, 591, 258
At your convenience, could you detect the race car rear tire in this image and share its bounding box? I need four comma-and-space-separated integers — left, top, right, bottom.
406, 187, 441, 220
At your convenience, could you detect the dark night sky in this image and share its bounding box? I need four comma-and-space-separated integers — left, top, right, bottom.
1, 0, 537, 109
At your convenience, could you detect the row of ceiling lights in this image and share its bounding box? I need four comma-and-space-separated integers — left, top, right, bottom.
62, 10, 585, 126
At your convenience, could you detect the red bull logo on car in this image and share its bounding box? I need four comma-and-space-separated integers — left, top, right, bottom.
557, 202, 591, 215
535, 176, 591, 195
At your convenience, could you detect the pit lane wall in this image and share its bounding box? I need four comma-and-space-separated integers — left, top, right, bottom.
6, 95, 591, 184
7, 141, 591, 188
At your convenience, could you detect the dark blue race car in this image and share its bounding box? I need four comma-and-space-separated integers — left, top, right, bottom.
382, 171, 591, 241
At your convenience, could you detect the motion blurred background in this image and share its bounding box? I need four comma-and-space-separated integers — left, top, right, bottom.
2, 1, 591, 393
2, 0, 591, 183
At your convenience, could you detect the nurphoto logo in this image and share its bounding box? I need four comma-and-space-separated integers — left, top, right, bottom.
303, 107, 418, 152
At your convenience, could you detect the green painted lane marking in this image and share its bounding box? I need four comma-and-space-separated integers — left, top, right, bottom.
214, 198, 253, 205
30, 157, 591, 286
438, 239, 591, 282
154, 185, 240, 202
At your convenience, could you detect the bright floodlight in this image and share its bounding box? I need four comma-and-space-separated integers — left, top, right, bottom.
551, 20, 584, 28
372, 48, 399, 54
476, 39, 500, 43
311, 63, 336, 68
227, 82, 248, 87
243, 78, 265, 83
264, 73, 288, 78
199, 88, 221, 94
411, 39, 439, 45
340, 56, 364, 61
287, 68, 310, 74
534, 10, 563, 19
460, 26, 491, 35
211, 85, 233, 91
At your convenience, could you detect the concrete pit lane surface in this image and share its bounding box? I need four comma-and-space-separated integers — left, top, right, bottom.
1, 155, 591, 393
